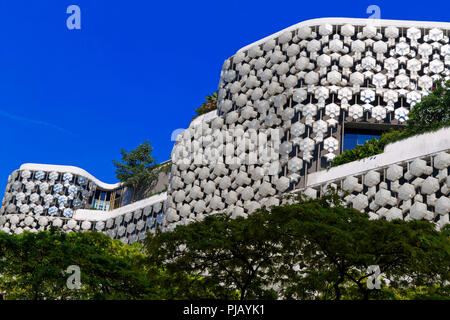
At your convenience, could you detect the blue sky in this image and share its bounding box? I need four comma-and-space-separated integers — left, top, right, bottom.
0, 0, 449, 199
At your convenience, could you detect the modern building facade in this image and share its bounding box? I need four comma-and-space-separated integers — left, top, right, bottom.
1, 18, 450, 243
0, 163, 169, 243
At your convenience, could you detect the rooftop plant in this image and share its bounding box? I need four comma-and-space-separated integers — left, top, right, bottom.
194, 91, 218, 118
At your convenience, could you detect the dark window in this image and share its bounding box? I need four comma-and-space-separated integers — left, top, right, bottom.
343, 133, 379, 151
122, 188, 134, 206
343, 128, 381, 151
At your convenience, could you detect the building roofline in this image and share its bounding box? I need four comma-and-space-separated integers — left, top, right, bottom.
235, 17, 450, 55
18, 161, 172, 191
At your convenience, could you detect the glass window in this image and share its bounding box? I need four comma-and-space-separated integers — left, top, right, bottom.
342, 127, 384, 152
92, 189, 119, 211
93, 199, 109, 211
122, 188, 133, 206
343, 133, 380, 151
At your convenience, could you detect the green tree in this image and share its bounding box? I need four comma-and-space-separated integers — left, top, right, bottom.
194, 91, 218, 118
145, 211, 283, 300
113, 140, 159, 201
271, 194, 450, 300
145, 192, 450, 300
0, 229, 153, 300
0, 228, 226, 300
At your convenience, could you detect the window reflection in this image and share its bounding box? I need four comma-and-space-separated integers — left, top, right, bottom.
91, 187, 129, 211
343, 133, 380, 151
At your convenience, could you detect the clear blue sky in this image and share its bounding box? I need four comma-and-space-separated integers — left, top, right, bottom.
0, 0, 449, 200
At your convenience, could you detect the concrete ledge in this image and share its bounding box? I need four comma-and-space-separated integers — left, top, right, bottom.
19, 163, 122, 190
73, 192, 167, 221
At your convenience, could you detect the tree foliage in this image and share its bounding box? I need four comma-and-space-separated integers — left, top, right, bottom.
407, 79, 450, 130
0, 228, 152, 300
112, 140, 159, 201
145, 192, 450, 300
0, 228, 227, 300
332, 79, 450, 167
146, 211, 283, 300
272, 194, 450, 300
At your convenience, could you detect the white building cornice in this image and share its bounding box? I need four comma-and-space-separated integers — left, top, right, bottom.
235, 17, 450, 55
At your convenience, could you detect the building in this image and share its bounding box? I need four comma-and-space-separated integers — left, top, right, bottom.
1, 18, 450, 243
0, 163, 169, 243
